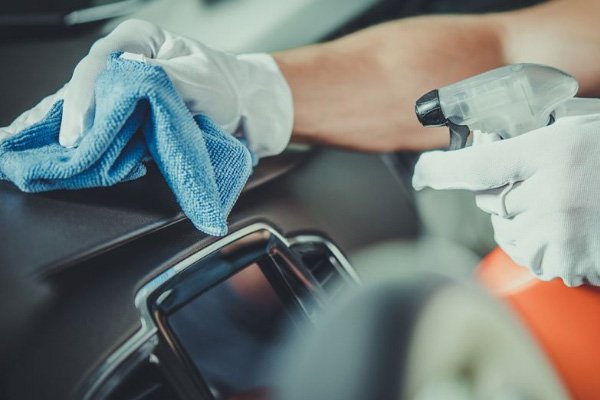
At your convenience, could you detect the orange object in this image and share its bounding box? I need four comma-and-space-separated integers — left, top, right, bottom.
476, 248, 600, 400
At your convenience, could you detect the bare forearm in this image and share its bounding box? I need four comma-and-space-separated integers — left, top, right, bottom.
500, 0, 600, 96
274, 15, 505, 152
274, 0, 600, 152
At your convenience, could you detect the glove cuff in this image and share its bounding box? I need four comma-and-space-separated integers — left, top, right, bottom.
236, 53, 294, 158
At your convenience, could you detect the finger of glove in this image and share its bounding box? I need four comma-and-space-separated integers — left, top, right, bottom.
144, 56, 241, 134
475, 185, 512, 217
491, 211, 559, 280
511, 240, 583, 287
412, 133, 539, 192
1, 84, 67, 138
489, 214, 538, 277
59, 20, 166, 147
495, 240, 580, 286
490, 214, 520, 246
475, 180, 532, 218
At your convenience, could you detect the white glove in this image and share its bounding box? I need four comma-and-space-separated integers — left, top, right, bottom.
412, 114, 600, 287
1, 19, 294, 158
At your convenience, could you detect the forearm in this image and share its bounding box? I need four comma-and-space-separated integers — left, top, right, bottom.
274, 0, 600, 152
273, 15, 505, 152
499, 0, 600, 96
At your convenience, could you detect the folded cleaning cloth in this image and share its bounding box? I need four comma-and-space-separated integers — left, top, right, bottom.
0, 52, 253, 236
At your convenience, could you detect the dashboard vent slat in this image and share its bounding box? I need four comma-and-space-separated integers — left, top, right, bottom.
290, 240, 352, 299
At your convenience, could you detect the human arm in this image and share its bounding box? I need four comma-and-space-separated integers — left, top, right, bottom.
274, 0, 600, 152
6, 0, 600, 156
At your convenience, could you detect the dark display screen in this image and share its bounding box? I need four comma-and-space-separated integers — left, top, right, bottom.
166, 262, 296, 400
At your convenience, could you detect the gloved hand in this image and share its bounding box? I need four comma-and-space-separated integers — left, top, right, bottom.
1, 19, 294, 158
412, 114, 600, 286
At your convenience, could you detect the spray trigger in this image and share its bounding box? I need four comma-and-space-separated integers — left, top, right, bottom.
448, 120, 470, 150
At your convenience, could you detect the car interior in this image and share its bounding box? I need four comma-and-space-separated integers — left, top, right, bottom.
1, 0, 579, 399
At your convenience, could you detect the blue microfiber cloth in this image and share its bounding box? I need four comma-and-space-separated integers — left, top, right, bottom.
0, 52, 253, 236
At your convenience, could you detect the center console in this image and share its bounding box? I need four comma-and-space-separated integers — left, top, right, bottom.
83, 223, 359, 400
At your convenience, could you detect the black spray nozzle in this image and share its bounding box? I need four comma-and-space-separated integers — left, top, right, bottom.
415, 89, 446, 127
415, 89, 470, 150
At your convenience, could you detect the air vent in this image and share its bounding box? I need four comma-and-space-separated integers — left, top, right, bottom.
290, 238, 358, 299
106, 356, 181, 400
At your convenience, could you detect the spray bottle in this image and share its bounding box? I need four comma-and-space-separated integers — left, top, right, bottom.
415, 64, 600, 149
